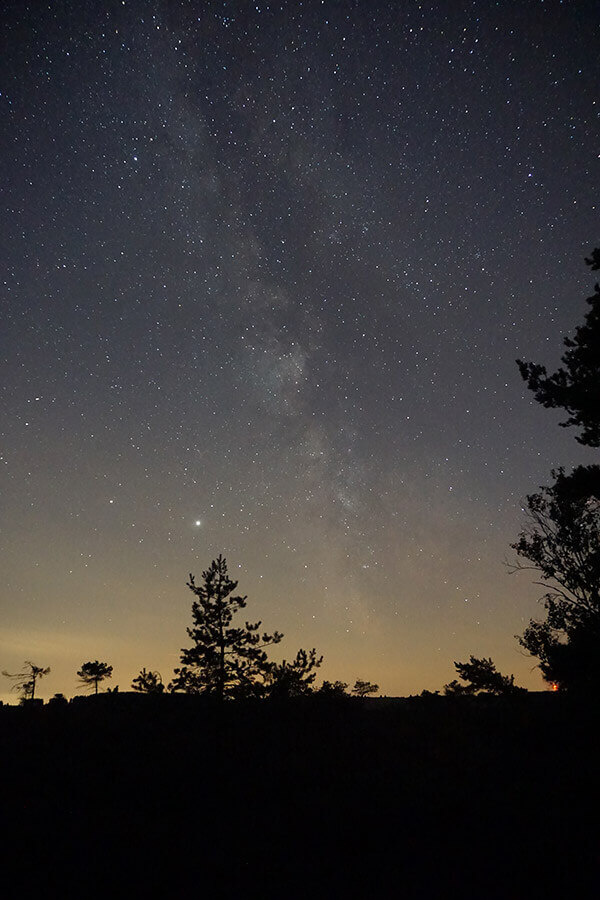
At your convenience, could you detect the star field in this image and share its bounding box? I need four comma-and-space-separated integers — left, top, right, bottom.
1, 0, 598, 700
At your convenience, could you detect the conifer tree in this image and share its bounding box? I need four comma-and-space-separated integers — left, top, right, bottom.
267, 648, 323, 698
351, 679, 379, 698
77, 660, 113, 694
318, 680, 349, 697
131, 668, 164, 693
517, 248, 600, 447
443, 656, 522, 695
511, 465, 600, 690
514, 248, 600, 689
171, 555, 283, 700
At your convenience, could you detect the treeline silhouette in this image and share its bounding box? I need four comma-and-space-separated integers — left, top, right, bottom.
3, 555, 379, 705
1, 687, 596, 897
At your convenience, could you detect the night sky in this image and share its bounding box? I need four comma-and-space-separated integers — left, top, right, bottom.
1, 0, 598, 702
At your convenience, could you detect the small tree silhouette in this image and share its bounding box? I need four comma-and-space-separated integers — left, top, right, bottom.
318, 680, 349, 697
444, 656, 523, 695
77, 660, 113, 694
352, 679, 379, 698
267, 648, 323, 698
2, 661, 50, 702
132, 668, 164, 693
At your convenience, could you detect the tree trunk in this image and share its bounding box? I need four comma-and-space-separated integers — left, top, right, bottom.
217, 577, 225, 702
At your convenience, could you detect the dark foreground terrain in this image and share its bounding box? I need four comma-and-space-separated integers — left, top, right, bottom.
1, 691, 597, 898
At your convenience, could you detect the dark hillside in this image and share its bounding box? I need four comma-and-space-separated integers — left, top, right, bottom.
1, 693, 596, 898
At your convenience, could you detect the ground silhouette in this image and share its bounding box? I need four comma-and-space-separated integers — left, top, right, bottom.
1, 691, 596, 898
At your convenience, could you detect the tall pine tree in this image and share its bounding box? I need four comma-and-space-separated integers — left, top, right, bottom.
171, 555, 283, 700
514, 248, 600, 689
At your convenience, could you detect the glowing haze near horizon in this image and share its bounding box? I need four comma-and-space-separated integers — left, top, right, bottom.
1, 0, 598, 702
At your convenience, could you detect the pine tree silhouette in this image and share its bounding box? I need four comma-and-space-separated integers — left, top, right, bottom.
171, 555, 283, 700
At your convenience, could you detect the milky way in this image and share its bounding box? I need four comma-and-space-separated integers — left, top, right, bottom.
1, 0, 598, 699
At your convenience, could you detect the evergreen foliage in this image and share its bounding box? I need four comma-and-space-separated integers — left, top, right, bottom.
517, 248, 600, 447
77, 660, 113, 694
131, 668, 164, 693
444, 656, 522, 695
512, 465, 600, 691
170, 555, 283, 700
352, 679, 379, 697
318, 680, 349, 697
268, 648, 323, 698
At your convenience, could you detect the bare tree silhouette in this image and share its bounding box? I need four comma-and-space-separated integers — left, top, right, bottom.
2, 661, 50, 702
